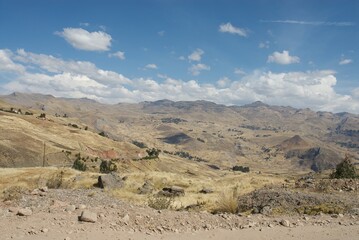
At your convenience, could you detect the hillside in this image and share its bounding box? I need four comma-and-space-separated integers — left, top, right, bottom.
0, 92, 358, 172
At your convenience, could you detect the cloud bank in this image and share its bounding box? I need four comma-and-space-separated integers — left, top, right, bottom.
0, 49, 358, 113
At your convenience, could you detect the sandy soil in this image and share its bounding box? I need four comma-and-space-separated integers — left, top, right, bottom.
1, 188, 358, 240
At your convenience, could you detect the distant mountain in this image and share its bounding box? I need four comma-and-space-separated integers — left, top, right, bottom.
0, 92, 358, 172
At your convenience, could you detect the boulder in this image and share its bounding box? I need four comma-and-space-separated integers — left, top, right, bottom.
97, 172, 124, 189
159, 186, 185, 197
79, 210, 97, 223
17, 208, 32, 216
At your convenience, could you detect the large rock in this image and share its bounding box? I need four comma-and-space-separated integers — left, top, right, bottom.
17, 208, 32, 216
79, 210, 97, 223
159, 186, 185, 197
97, 172, 124, 189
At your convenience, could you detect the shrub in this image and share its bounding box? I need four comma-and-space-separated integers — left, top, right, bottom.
73, 158, 87, 171
2, 186, 26, 201
147, 195, 174, 210
132, 140, 148, 148
330, 156, 357, 179
100, 160, 118, 173
214, 186, 239, 214
232, 165, 250, 173
47, 170, 64, 189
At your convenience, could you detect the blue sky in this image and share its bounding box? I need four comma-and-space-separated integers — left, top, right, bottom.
0, 0, 358, 113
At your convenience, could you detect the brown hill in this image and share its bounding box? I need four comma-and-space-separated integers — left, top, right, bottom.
1, 92, 358, 172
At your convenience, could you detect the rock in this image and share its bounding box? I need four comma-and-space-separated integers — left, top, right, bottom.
8, 207, 19, 213
280, 219, 290, 227
159, 186, 185, 197
199, 188, 213, 194
121, 214, 130, 224
97, 172, 124, 189
17, 208, 32, 216
39, 186, 48, 192
260, 206, 272, 215
138, 181, 154, 194
65, 205, 76, 212
31, 189, 41, 195
77, 204, 86, 210
41, 228, 49, 233
79, 210, 97, 223
350, 208, 359, 215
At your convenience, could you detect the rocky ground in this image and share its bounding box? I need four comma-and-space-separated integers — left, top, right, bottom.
1, 188, 359, 240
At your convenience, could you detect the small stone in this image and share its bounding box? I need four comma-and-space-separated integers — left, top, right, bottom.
121, 214, 130, 224
17, 208, 32, 216
39, 186, 48, 192
65, 205, 76, 212
79, 210, 97, 223
8, 207, 19, 213
41, 228, 49, 233
280, 219, 290, 227
77, 204, 86, 210
338, 213, 344, 218
64, 237, 71, 240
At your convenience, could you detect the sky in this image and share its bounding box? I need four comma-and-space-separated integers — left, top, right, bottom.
0, 0, 358, 113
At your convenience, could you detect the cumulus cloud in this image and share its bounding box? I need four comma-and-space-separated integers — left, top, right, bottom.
339, 59, 352, 65
56, 28, 112, 51
1, 48, 359, 113
188, 63, 210, 76
0, 49, 26, 73
267, 50, 300, 65
108, 51, 125, 60
144, 64, 158, 70
219, 22, 248, 37
188, 49, 204, 62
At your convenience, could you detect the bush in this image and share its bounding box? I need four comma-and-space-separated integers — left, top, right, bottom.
73, 158, 87, 171
2, 186, 26, 201
100, 160, 118, 173
232, 165, 250, 173
330, 156, 357, 179
47, 170, 64, 189
214, 186, 239, 214
132, 140, 148, 148
147, 195, 174, 210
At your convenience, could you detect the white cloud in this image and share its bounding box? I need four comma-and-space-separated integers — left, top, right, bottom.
259, 41, 270, 49
56, 28, 112, 51
188, 63, 210, 76
108, 51, 125, 60
234, 68, 246, 75
217, 77, 231, 88
188, 49, 204, 62
267, 50, 300, 65
339, 59, 352, 65
219, 22, 248, 37
178, 56, 186, 61
261, 20, 355, 27
0, 49, 26, 73
145, 64, 158, 70
158, 31, 165, 37
1, 48, 359, 113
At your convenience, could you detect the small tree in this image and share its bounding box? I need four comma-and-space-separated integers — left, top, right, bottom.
330, 156, 357, 179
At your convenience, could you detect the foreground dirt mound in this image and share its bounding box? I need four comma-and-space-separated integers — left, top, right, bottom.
238, 187, 359, 215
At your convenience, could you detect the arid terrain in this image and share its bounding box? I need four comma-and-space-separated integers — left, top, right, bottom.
0, 92, 359, 239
